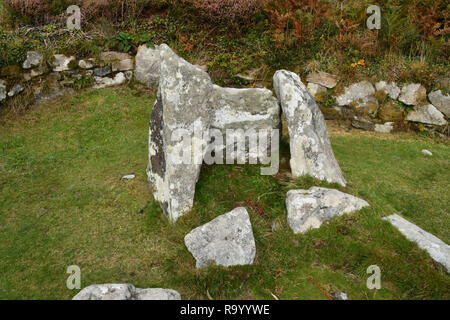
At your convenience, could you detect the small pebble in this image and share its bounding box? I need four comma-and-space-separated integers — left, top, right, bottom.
422, 149, 432, 156
334, 292, 348, 300
122, 174, 135, 180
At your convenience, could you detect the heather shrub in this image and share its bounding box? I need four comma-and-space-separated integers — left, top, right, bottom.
189, 0, 262, 24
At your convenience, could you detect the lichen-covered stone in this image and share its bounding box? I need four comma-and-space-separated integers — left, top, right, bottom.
73, 284, 181, 300
375, 81, 400, 100
93, 72, 126, 89
52, 54, 75, 72
399, 83, 427, 105
428, 90, 450, 118
184, 207, 256, 268
273, 70, 346, 186
307, 82, 327, 98
286, 187, 369, 234
336, 81, 375, 107
405, 104, 446, 126
374, 122, 394, 133
135, 44, 161, 88
23, 51, 43, 69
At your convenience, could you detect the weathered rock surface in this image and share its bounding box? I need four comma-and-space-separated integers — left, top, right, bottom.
0, 80, 6, 102
336, 81, 375, 107
399, 83, 427, 105
374, 122, 394, 133
147, 44, 213, 222
428, 90, 450, 118
52, 54, 75, 72
273, 70, 346, 186
184, 207, 256, 268
405, 104, 446, 126
307, 82, 327, 97
93, 66, 111, 77
147, 45, 280, 222
286, 187, 369, 234
210, 85, 280, 133
422, 149, 432, 156
78, 59, 95, 69
375, 81, 400, 100
73, 284, 181, 300
100, 51, 132, 62
352, 117, 375, 131
24, 65, 47, 81
93, 72, 126, 89
306, 71, 338, 89
112, 58, 134, 72
23, 51, 43, 69
135, 44, 161, 87
383, 214, 450, 273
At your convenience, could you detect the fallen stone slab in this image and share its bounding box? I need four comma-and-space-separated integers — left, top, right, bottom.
383, 214, 450, 273
135, 44, 161, 88
306, 71, 338, 89
184, 207, 256, 268
273, 70, 346, 186
73, 284, 181, 300
336, 81, 375, 107
399, 83, 427, 105
428, 90, 450, 118
405, 104, 446, 126
286, 187, 369, 234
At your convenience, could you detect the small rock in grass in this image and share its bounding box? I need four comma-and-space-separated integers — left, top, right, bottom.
422, 149, 432, 156
122, 174, 135, 180
334, 292, 348, 300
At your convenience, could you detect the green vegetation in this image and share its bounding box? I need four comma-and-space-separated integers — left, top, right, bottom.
0, 87, 448, 299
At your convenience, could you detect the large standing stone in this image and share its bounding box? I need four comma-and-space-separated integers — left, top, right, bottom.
405, 104, 446, 126
135, 45, 161, 88
23, 51, 43, 69
73, 284, 181, 300
399, 83, 427, 105
428, 90, 450, 118
147, 44, 213, 222
286, 187, 369, 234
273, 70, 346, 186
0, 80, 6, 102
375, 81, 400, 100
184, 207, 256, 268
383, 214, 450, 273
306, 71, 338, 89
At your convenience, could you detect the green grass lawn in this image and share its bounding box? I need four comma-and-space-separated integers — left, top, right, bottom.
0, 86, 449, 300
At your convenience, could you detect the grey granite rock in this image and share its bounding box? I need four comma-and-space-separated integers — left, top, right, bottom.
375, 81, 400, 100
184, 207, 256, 268
135, 44, 161, 88
23, 51, 43, 69
93, 72, 126, 89
383, 214, 450, 273
73, 284, 181, 300
428, 90, 450, 118
286, 187, 369, 234
52, 54, 75, 72
336, 81, 375, 107
273, 70, 346, 186
307, 82, 327, 97
405, 104, 446, 126
399, 83, 427, 105
93, 66, 111, 77
374, 122, 394, 133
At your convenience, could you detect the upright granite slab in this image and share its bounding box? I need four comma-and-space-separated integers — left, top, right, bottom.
147, 45, 280, 222
383, 214, 450, 273
273, 70, 346, 186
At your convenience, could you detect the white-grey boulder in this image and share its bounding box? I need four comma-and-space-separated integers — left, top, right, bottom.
93, 72, 126, 89
375, 81, 400, 100
273, 70, 346, 186
336, 81, 375, 107
73, 284, 181, 300
428, 90, 450, 118
52, 54, 75, 72
374, 122, 394, 134
399, 83, 426, 105
306, 71, 338, 89
23, 51, 43, 69
383, 214, 450, 273
184, 207, 256, 268
135, 44, 161, 88
405, 104, 446, 126
286, 187, 369, 234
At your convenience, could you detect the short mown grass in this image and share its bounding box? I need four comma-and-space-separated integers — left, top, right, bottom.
0, 87, 449, 300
